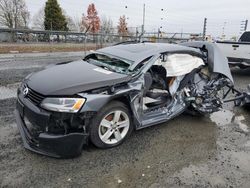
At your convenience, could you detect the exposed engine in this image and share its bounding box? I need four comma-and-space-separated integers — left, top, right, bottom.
187, 70, 231, 114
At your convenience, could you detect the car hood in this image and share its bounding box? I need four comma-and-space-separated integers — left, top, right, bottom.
26, 60, 131, 96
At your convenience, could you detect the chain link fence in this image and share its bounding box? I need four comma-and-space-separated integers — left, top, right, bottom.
0, 28, 202, 50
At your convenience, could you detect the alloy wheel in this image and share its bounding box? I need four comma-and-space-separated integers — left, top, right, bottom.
98, 110, 130, 145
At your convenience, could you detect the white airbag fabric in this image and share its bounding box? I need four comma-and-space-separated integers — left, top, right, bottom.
155, 54, 205, 77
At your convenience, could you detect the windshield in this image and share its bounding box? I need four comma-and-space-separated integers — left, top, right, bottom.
84, 53, 132, 74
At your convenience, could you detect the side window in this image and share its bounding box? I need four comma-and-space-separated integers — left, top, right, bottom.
153, 54, 167, 65
133, 56, 152, 72
239, 32, 250, 42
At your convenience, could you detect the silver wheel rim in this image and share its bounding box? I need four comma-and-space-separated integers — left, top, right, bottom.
98, 110, 130, 145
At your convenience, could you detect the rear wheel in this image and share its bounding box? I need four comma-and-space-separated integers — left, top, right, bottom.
90, 101, 133, 148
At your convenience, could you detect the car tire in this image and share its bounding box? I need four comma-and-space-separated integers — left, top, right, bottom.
90, 101, 133, 148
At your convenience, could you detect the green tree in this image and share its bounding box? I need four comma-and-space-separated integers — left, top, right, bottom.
44, 0, 68, 31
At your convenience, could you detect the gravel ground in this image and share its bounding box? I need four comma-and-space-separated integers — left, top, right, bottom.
0, 56, 249, 188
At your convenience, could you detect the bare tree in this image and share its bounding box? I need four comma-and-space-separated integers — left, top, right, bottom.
20, 1, 29, 28
62, 9, 78, 32
66, 15, 76, 31
72, 16, 82, 32
80, 13, 88, 32
32, 7, 44, 30
0, 0, 30, 29
101, 16, 114, 34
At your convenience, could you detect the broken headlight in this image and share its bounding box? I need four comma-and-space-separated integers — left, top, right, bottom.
41, 98, 86, 113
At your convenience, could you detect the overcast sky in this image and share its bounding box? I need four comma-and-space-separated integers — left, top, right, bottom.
26, 0, 250, 38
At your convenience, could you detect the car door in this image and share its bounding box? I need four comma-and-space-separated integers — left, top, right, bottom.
127, 54, 162, 128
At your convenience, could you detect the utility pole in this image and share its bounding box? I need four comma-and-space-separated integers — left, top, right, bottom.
49, 21, 53, 43
202, 18, 207, 41
142, 3, 145, 35
136, 27, 138, 39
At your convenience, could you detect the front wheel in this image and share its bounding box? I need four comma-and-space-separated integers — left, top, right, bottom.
90, 101, 133, 148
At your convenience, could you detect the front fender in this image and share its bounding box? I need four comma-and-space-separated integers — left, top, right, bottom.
78, 80, 143, 127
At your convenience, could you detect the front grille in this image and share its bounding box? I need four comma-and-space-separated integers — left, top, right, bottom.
26, 87, 45, 105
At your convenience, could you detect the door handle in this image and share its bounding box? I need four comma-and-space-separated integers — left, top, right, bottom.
232, 45, 239, 48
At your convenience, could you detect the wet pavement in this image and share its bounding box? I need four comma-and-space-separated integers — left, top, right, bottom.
0, 57, 249, 188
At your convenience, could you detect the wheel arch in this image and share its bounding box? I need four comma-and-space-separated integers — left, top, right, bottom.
79, 92, 141, 128
107, 94, 140, 128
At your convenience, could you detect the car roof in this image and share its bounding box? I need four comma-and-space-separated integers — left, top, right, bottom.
97, 42, 201, 63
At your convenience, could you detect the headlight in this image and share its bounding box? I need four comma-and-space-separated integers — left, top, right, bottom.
40, 98, 86, 113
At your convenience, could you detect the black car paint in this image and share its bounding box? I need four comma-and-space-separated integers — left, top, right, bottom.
27, 60, 131, 96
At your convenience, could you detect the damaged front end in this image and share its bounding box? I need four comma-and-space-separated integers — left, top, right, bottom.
187, 74, 232, 114
184, 71, 250, 114
181, 41, 250, 114
15, 87, 95, 158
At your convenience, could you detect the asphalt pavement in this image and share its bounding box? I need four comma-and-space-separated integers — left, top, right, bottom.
0, 55, 249, 188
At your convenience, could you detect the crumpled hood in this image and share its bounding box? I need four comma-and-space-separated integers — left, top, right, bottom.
26, 60, 131, 96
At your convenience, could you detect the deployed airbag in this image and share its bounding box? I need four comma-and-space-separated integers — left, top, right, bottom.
155, 54, 205, 77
